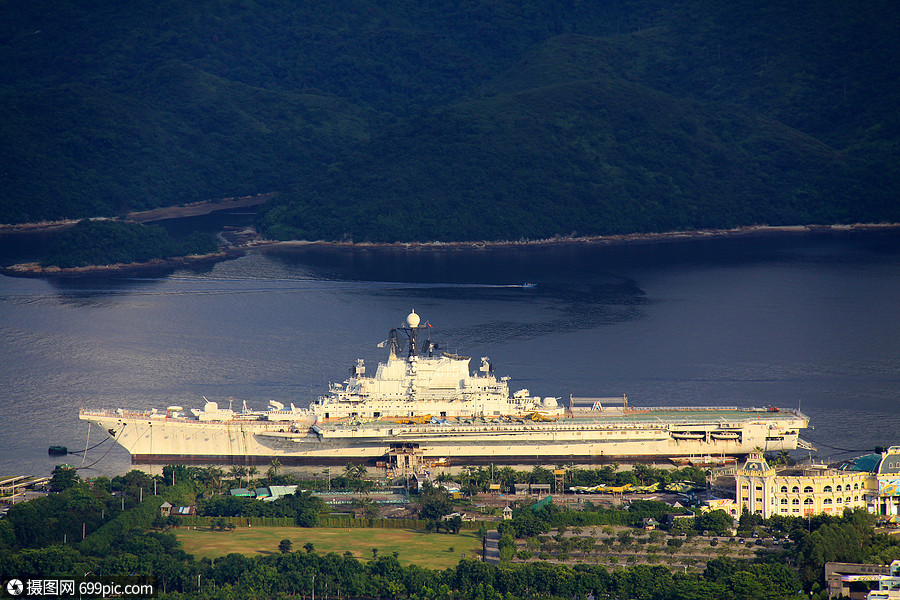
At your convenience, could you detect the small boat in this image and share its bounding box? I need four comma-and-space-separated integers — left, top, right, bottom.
522, 283, 537, 288
48, 446, 68, 455
671, 431, 706, 440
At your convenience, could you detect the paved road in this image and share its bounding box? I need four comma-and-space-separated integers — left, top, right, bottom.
484, 531, 499, 564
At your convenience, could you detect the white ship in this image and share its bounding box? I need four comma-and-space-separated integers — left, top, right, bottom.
79, 310, 811, 466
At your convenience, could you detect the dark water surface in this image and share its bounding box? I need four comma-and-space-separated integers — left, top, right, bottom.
2, 230, 899, 477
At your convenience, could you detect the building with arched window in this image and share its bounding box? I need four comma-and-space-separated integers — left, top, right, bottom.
734, 453, 870, 518
840, 446, 900, 523
732, 447, 900, 521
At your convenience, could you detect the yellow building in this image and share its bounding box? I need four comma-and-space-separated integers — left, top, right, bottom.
840, 446, 900, 524
735, 452, 870, 519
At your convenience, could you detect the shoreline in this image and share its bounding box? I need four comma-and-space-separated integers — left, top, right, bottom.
0, 248, 245, 279
263, 222, 900, 252
2, 223, 898, 279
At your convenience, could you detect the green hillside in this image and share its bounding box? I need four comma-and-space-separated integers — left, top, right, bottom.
1, 0, 897, 240
261, 73, 859, 242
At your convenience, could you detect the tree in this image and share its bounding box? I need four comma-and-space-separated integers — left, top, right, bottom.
446, 515, 463, 535
697, 510, 734, 536
49, 465, 80, 492
267, 459, 283, 479
228, 466, 247, 487
303, 542, 315, 554
279, 539, 293, 554
419, 491, 453, 521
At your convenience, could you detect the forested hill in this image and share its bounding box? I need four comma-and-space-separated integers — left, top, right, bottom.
2, 1, 898, 242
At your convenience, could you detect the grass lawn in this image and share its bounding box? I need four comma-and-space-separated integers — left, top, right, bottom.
174, 526, 481, 569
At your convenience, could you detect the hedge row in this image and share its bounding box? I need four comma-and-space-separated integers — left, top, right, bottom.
177, 515, 480, 530
179, 516, 295, 527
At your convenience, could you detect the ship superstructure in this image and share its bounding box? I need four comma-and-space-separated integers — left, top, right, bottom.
79, 310, 811, 466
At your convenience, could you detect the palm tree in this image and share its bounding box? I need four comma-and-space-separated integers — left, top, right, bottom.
228, 465, 247, 487
247, 466, 259, 487
344, 463, 366, 479
267, 458, 283, 479
206, 466, 225, 491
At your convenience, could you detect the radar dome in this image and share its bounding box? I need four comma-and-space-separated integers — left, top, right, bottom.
406, 310, 421, 328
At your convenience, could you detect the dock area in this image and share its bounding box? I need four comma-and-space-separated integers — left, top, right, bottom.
0, 475, 51, 506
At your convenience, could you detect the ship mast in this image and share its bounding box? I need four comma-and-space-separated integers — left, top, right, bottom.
389, 309, 432, 360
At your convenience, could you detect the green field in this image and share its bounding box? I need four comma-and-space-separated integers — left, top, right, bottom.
175, 526, 481, 569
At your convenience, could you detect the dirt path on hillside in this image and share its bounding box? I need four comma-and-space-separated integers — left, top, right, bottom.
127, 192, 276, 223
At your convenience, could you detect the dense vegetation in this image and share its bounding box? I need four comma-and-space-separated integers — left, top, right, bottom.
3, 465, 900, 598
2, 1, 898, 241
39, 219, 217, 268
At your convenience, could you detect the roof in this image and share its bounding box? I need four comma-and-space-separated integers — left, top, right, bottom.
230, 488, 252, 496
160, 501, 173, 508
842, 454, 883, 473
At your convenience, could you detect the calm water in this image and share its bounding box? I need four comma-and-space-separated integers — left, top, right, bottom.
1, 230, 899, 477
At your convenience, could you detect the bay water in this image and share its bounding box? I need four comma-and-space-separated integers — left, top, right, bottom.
1, 229, 898, 478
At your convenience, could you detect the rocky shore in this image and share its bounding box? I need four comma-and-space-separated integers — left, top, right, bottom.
0, 248, 246, 279
265, 223, 900, 251
2, 222, 898, 279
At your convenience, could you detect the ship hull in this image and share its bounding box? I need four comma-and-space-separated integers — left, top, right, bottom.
81, 407, 809, 467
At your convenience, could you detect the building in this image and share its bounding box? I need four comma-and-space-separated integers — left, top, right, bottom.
732, 446, 900, 522
826, 560, 900, 599
734, 453, 869, 519
839, 447, 900, 524
514, 483, 551, 497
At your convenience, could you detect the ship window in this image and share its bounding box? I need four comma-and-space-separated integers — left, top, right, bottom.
792, 486, 800, 493
823, 485, 832, 492
440, 412, 447, 418
823, 498, 832, 505
836, 497, 842, 503
781, 486, 788, 493
325, 413, 329, 419
804, 498, 813, 505
373, 412, 380, 418
854, 483, 859, 490
847, 497, 852, 503
854, 496, 859, 501
803, 486, 814, 493
781, 499, 788, 505
755, 485, 763, 492
836, 485, 842, 492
